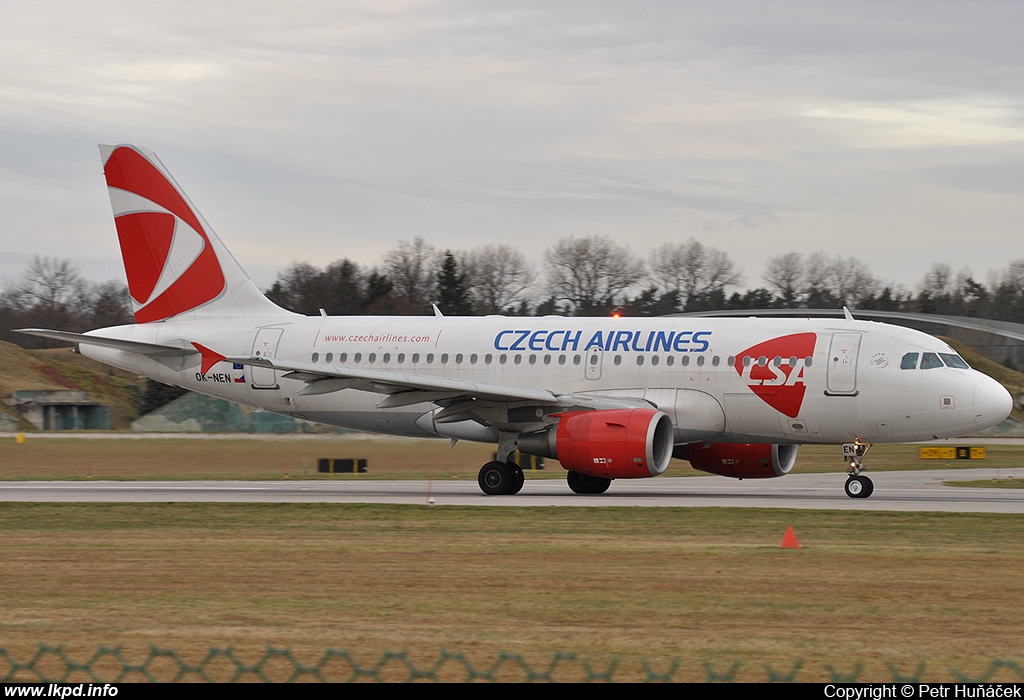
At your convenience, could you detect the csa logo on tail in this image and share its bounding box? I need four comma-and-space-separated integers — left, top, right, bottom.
103, 146, 226, 323
734, 333, 817, 418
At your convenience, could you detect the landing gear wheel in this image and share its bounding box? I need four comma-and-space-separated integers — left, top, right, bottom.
478, 461, 514, 496
509, 463, 525, 495
844, 475, 874, 499
567, 471, 612, 495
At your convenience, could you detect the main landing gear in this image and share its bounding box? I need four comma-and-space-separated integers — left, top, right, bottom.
478, 460, 525, 496
842, 440, 874, 499
566, 471, 611, 495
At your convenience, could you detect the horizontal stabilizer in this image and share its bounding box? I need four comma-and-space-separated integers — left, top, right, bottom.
15, 329, 195, 357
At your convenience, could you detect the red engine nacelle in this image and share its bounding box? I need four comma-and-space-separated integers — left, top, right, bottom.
517, 408, 674, 479
681, 442, 798, 479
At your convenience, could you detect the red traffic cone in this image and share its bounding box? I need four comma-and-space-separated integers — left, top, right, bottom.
780, 525, 800, 549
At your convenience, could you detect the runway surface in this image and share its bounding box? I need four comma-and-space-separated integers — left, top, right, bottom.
1, 469, 1022, 512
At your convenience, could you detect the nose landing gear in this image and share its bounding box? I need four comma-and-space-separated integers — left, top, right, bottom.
842, 440, 874, 498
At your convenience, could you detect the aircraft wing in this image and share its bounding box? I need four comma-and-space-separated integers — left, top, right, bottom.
226, 356, 651, 414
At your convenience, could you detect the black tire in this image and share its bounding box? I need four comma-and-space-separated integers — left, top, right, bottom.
859, 476, 874, 498
478, 461, 514, 496
567, 471, 612, 495
509, 463, 525, 495
844, 475, 873, 499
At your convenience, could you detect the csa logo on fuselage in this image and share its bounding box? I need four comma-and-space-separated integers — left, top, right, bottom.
734, 333, 817, 418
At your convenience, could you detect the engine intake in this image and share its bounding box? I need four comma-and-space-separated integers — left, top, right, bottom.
678, 442, 798, 479
518, 408, 674, 479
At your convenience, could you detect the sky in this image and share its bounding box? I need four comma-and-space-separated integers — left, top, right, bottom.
2, 1, 1023, 299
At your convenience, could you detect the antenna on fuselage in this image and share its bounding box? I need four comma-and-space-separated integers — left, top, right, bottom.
843, 306, 855, 321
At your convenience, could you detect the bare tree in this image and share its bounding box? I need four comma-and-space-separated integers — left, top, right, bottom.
11, 256, 84, 310
920, 262, 955, 300
546, 236, 645, 316
804, 252, 878, 307
763, 252, 804, 307
648, 239, 742, 311
464, 244, 535, 314
380, 237, 439, 313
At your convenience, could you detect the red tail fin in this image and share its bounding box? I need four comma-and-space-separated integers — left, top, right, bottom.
100, 144, 287, 323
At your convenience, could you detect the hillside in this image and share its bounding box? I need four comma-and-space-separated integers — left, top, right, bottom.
943, 338, 1024, 423
0, 341, 144, 430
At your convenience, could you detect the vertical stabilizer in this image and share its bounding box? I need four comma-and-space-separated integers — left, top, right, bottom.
100, 144, 290, 322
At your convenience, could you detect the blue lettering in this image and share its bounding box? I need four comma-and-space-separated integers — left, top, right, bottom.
692, 330, 711, 352
509, 330, 529, 351
494, 330, 513, 351
545, 330, 563, 351
652, 331, 674, 352
562, 330, 581, 351
584, 331, 605, 352
612, 330, 632, 352
494, 328, 711, 353
529, 330, 548, 351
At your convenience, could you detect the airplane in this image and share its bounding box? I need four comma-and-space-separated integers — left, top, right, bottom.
18, 144, 1013, 499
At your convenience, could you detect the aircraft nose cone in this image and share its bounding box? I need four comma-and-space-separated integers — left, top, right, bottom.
974, 376, 1013, 431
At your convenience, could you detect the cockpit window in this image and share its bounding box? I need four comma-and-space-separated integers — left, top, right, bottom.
900, 352, 919, 370
939, 353, 970, 369
920, 352, 944, 370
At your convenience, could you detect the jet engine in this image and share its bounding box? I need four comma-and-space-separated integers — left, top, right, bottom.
517, 408, 674, 479
677, 442, 798, 479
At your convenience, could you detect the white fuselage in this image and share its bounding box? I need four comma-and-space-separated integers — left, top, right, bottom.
80, 314, 1011, 446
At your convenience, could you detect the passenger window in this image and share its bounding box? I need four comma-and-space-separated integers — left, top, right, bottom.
900, 353, 919, 370
311, 352, 319, 363
920, 352, 944, 370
